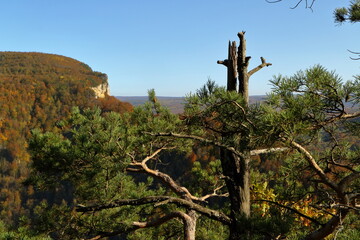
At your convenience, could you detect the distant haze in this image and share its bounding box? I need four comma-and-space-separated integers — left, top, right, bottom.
117, 96, 267, 114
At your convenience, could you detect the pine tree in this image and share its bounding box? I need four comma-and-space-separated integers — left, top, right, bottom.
27, 34, 360, 240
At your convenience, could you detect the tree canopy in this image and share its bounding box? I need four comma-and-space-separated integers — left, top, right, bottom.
334, 0, 360, 23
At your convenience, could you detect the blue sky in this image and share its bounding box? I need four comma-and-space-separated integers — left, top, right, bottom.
0, 0, 359, 96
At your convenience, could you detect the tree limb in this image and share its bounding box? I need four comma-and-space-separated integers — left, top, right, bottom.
285, 139, 338, 191
338, 171, 360, 193
127, 164, 200, 202
348, 49, 360, 60
304, 208, 349, 240
250, 147, 289, 156
127, 147, 204, 202
200, 184, 229, 201
248, 57, 272, 77
217, 60, 229, 67
87, 211, 191, 240
265, 0, 316, 10
76, 195, 231, 225
144, 132, 246, 159
312, 111, 360, 130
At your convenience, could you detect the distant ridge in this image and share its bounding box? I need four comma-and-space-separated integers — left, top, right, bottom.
117, 96, 185, 114
116, 95, 268, 114
0, 52, 132, 225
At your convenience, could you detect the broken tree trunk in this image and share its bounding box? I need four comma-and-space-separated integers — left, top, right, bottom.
217, 31, 272, 239
217, 41, 237, 91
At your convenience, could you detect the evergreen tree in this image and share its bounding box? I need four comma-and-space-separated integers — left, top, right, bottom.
334, 0, 360, 23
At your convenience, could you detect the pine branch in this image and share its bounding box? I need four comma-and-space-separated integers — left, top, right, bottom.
253, 199, 323, 226
76, 195, 231, 225
88, 211, 192, 240
285, 138, 338, 191
312, 111, 360, 130
265, 0, 316, 10
144, 132, 246, 159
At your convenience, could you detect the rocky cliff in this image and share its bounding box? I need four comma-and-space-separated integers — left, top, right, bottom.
91, 82, 110, 98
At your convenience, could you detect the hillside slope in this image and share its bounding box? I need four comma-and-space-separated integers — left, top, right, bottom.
0, 52, 132, 224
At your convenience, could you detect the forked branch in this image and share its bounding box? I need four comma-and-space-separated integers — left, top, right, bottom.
127, 147, 201, 201
265, 0, 316, 10
248, 57, 272, 77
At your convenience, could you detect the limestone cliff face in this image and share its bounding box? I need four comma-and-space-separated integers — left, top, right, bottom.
91, 82, 110, 98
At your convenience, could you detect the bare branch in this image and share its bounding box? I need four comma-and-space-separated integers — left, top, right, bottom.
132, 211, 190, 228
200, 184, 229, 201
217, 59, 229, 67
348, 49, 360, 60
127, 165, 200, 202
330, 203, 360, 212
285, 139, 338, 191
127, 147, 202, 202
290, 0, 305, 9
305, 208, 350, 240
248, 57, 272, 77
141, 147, 164, 165
250, 147, 289, 156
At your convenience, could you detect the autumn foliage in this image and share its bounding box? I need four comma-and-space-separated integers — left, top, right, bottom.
0, 52, 132, 224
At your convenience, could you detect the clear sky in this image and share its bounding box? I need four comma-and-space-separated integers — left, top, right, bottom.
0, 0, 359, 96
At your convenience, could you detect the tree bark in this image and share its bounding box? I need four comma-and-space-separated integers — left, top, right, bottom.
220, 31, 251, 239
220, 149, 251, 239
237, 31, 250, 105
227, 41, 238, 91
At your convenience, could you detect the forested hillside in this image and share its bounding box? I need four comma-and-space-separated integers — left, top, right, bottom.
0, 52, 132, 225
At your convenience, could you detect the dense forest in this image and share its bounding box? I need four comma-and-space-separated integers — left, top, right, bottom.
0, 52, 132, 228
